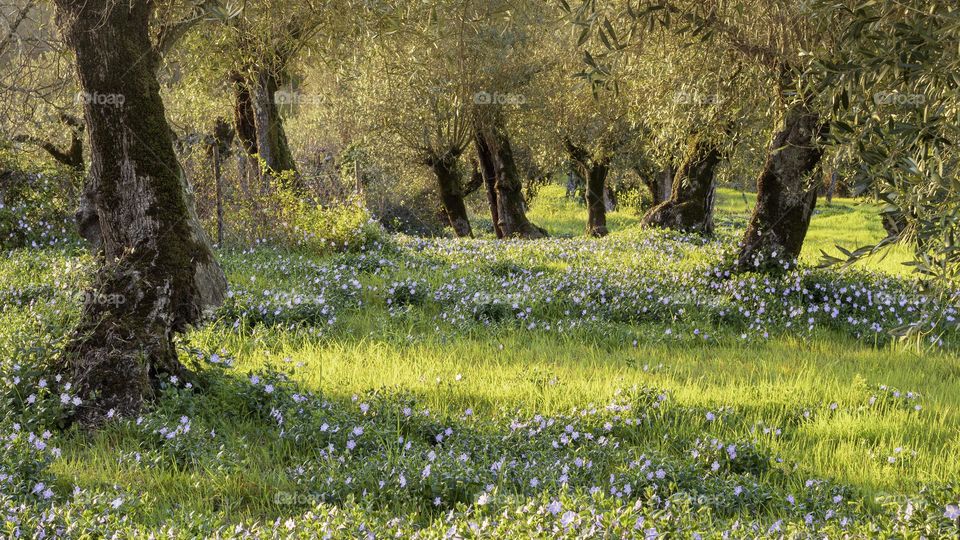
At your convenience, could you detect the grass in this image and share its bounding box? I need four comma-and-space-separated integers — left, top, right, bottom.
524, 184, 915, 274
2, 184, 958, 537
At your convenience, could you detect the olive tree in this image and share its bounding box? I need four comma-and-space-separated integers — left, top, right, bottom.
53, 0, 227, 422
564, 0, 843, 268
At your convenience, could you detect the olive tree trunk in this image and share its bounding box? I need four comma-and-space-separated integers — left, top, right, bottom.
566, 141, 609, 237
251, 68, 297, 188
585, 162, 610, 237
232, 69, 297, 192
54, 0, 227, 422
210, 118, 233, 246
475, 113, 546, 239
636, 165, 674, 207
735, 105, 826, 271
642, 135, 723, 235
426, 151, 473, 238
232, 72, 258, 166
475, 134, 504, 238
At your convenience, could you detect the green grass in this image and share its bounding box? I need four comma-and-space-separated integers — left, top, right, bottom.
523, 184, 915, 274
2, 184, 958, 537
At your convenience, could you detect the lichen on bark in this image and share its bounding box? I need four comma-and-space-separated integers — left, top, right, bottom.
54, 0, 227, 424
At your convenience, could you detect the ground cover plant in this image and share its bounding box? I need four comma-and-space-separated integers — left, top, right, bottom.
1, 187, 959, 538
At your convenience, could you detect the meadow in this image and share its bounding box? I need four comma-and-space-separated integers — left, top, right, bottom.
1, 187, 958, 538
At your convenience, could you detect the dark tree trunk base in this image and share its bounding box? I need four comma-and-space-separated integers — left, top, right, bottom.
735, 105, 825, 272
428, 152, 473, 238
567, 141, 609, 238
60, 264, 192, 423
476, 135, 504, 238
585, 163, 609, 237
476, 113, 547, 239
642, 135, 723, 236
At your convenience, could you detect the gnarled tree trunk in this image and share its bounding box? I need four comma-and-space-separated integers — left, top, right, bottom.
475, 136, 503, 238
251, 68, 297, 188
231, 68, 297, 192
735, 104, 826, 271
475, 112, 546, 239
642, 135, 723, 235
636, 164, 674, 207
54, 0, 227, 422
566, 141, 609, 237
426, 151, 473, 238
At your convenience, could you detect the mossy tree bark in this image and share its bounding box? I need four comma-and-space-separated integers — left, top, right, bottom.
565, 141, 609, 237
232, 72, 258, 162
425, 150, 473, 238
231, 68, 298, 192
475, 112, 547, 239
54, 0, 227, 422
735, 104, 826, 271
251, 68, 298, 188
642, 135, 723, 235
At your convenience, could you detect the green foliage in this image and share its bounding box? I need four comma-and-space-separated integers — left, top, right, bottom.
0, 150, 80, 250
809, 0, 960, 286
225, 171, 383, 254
